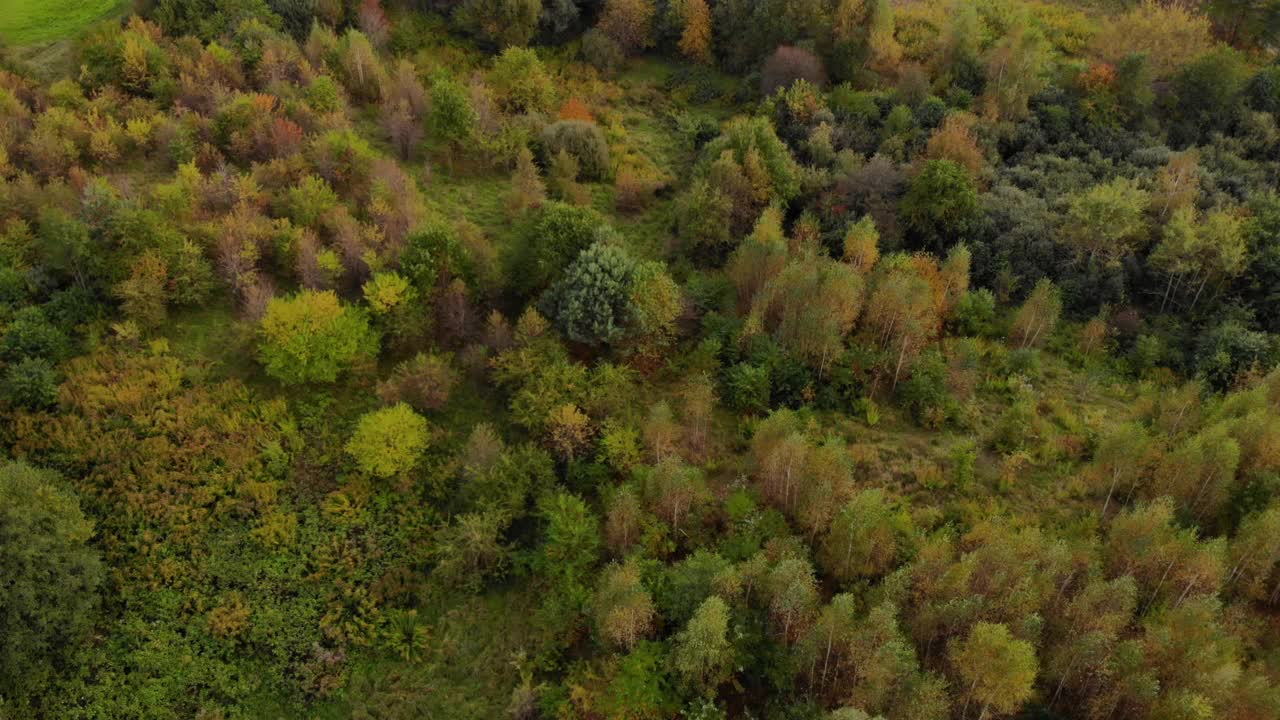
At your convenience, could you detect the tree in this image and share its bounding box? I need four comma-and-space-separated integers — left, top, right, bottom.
430, 73, 477, 168
950, 622, 1038, 719
605, 485, 644, 555
0, 461, 102, 702
2, 358, 60, 410
1064, 178, 1150, 265
114, 250, 170, 329
346, 403, 431, 479
258, 290, 378, 385
673, 596, 733, 696
547, 403, 592, 462
641, 457, 709, 534
843, 216, 881, 273
821, 489, 912, 583
1009, 279, 1062, 349
378, 353, 459, 412
540, 241, 639, 346
594, 559, 656, 649
1151, 425, 1241, 524
507, 201, 609, 297
535, 491, 602, 637
457, 0, 542, 48
766, 556, 820, 642
865, 0, 903, 78
1091, 422, 1154, 516
541, 120, 611, 181
678, 0, 713, 64
727, 206, 790, 311
862, 257, 941, 388
1228, 503, 1280, 603
747, 255, 864, 373
490, 47, 555, 114
900, 160, 979, 253
981, 17, 1048, 121
1093, 1, 1213, 78
507, 146, 547, 214
925, 113, 983, 177
1150, 208, 1247, 311
597, 0, 657, 55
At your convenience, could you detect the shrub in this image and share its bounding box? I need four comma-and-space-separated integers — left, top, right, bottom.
541, 120, 611, 180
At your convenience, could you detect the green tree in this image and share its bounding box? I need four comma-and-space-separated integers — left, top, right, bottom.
594, 559, 656, 649
540, 241, 639, 346
430, 72, 477, 168
457, 0, 542, 48
1064, 178, 1150, 265
674, 596, 734, 696
346, 403, 431, 479
258, 290, 378, 385
490, 47, 555, 114
950, 622, 1038, 719
507, 202, 610, 297
1009, 279, 1062, 349
900, 160, 979, 252
0, 461, 103, 703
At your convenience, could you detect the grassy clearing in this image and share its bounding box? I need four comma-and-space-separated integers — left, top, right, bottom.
0, 0, 122, 46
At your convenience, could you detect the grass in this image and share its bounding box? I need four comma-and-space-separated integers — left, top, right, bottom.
0, 0, 122, 46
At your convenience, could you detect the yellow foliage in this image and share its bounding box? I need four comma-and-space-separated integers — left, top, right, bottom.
1091, 1, 1213, 77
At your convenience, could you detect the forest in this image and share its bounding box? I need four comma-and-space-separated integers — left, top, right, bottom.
2, 0, 1280, 718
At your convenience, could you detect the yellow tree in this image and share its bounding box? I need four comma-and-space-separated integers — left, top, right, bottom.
678, 0, 713, 64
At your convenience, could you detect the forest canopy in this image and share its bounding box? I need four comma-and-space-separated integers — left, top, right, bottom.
2, 0, 1280, 718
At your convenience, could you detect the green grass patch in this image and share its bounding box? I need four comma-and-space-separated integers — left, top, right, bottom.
0, 0, 122, 46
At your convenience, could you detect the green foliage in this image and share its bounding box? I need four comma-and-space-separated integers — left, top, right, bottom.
490, 46, 555, 114
457, 0, 541, 48
2, 356, 60, 409
699, 116, 801, 203
900, 159, 978, 252
506, 201, 611, 297
540, 241, 638, 346
0, 461, 102, 704
541, 120, 612, 181
346, 403, 431, 479
258, 290, 379, 385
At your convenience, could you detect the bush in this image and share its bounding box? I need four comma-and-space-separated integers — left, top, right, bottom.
951, 289, 996, 337
541, 120, 611, 180
760, 46, 827, 96
896, 350, 954, 428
